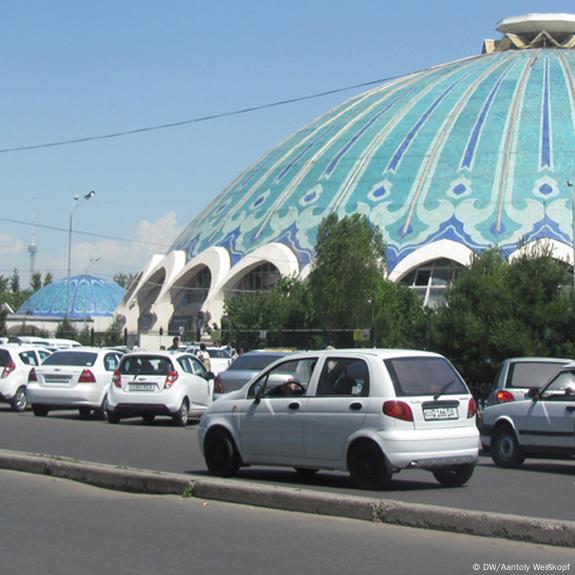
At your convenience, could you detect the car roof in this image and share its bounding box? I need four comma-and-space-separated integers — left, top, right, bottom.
503, 357, 573, 364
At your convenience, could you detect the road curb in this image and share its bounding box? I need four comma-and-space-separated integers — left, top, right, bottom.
0, 449, 573, 548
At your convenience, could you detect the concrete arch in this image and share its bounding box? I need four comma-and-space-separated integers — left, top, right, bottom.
508, 239, 573, 264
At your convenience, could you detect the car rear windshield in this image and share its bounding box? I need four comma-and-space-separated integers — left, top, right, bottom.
228, 354, 284, 371
43, 351, 97, 367
207, 349, 230, 359
507, 361, 567, 390
0, 349, 12, 366
120, 355, 173, 376
385, 357, 468, 397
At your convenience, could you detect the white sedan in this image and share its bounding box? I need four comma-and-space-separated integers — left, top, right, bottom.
27, 348, 123, 418
107, 351, 214, 426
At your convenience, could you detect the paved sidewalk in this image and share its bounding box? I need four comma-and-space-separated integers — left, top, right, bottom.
0, 448, 573, 548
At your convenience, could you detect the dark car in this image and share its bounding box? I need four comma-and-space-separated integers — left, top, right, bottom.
213, 350, 291, 396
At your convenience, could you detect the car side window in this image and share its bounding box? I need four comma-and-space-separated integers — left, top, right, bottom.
248, 358, 317, 398
177, 356, 193, 374
19, 351, 38, 366
315, 357, 370, 397
189, 356, 209, 378
541, 370, 575, 400
104, 353, 120, 371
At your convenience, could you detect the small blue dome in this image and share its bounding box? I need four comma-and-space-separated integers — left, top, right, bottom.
16, 275, 126, 319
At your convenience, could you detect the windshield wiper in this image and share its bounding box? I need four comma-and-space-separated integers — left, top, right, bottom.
433, 379, 457, 401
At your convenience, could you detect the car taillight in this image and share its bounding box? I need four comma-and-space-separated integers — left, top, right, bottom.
112, 370, 122, 388
495, 390, 514, 403
164, 370, 179, 389
1, 360, 16, 379
383, 400, 414, 421
467, 397, 477, 418
78, 369, 96, 383
214, 375, 224, 394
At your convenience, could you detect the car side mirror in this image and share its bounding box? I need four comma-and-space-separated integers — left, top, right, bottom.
252, 382, 264, 404
526, 387, 540, 401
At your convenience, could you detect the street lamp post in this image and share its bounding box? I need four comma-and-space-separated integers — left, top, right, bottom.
66, 191, 95, 319
567, 181, 575, 292
368, 296, 376, 348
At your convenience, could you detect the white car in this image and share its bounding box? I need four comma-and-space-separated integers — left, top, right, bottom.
0, 344, 50, 412
27, 348, 123, 418
185, 346, 232, 375
107, 351, 214, 426
198, 349, 479, 489
480, 363, 575, 467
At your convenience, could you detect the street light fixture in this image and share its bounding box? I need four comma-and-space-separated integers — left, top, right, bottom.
66, 191, 96, 318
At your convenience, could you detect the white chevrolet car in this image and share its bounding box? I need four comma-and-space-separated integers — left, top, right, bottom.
107, 351, 214, 426
27, 348, 123, 418
480, 363, 575, 468
198, 349, 479, 489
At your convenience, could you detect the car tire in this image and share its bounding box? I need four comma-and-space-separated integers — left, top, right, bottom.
432, 463, 475, 487
10, 386, 28, 413
78, 407, 92, 419
94, 395, 109, 421
348, 440, 391, 490
107, 411, 120, 424
32, 405, 49, 417
204, 428, 240, 477
172, 399, 189, 427
491, 426, 525, 468
142, 414, 155, 425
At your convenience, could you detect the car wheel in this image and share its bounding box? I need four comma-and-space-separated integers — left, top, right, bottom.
492, 426, 525, 468
94, 395, 109, 420
107, 411, 120, 424
348, 440, 391, 490
204, 428, 240, 477
172, 399, 189, 427
432, 463, 475, 487
78, 407, 92, 419
294, 467, 319, 478
10, 386, 28, 412
32, 405, 49, 417
142, 414, 155, 425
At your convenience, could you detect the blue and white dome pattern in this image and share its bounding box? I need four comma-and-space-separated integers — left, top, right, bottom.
16, 275, 126, 319
171, 47, 575, 272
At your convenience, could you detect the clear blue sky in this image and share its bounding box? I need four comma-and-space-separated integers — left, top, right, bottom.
1, 0, 573, 285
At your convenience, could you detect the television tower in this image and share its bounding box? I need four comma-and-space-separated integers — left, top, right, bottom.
28, 195, 37, 285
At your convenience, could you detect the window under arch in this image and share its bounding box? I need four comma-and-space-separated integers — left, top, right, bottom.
137, 269, 166, 332
226, 262, 281, 298
400, 258, 464, 308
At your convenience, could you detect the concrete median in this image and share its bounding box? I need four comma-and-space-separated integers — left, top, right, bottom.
0, 448, 573, 548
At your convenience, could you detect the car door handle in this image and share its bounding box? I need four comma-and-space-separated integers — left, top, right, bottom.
349, 402, 363, 411
566, 406, 575, 413
288, 402, 300, 410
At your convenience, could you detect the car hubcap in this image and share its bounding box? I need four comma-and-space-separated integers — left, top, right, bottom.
499, 436, 513, 458
15, 389, 26, 409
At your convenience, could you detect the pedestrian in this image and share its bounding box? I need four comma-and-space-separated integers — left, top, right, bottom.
197, 342, 211, 371
168, 336, 180, 351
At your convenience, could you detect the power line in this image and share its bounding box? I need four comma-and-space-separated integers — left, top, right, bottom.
0, 216, 172, 248
0, 75, 401, 154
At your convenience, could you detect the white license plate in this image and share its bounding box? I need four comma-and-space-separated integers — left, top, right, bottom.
423, 407, 458, 421
129, 383, 156, 392
44, 376, 71, 384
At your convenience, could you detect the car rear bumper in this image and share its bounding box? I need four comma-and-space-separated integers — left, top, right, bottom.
26, 384, 103, 407
108, 389, 181, 413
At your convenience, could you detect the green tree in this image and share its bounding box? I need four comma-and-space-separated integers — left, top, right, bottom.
55, 318, 78, 340
308, 213, 385, 343
10, 269, 20, 293
43, 273, 53, 286
31, 272, 42, 292
113, 273, 137, 289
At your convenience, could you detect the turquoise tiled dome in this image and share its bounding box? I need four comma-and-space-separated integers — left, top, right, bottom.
171, 38, 575, 272
16, 275, 126, 319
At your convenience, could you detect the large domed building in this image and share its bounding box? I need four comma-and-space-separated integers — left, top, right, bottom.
117, 14, 575, 337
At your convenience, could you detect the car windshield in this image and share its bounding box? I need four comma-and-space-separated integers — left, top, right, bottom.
385, 357, 468, 397
207, 349, 230, 359
120, 355, 173, 376
42, 351, 98, 367
507, 362, 567, 390
228, 354, 284, 371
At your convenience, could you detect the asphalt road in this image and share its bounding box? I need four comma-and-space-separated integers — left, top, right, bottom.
1, 406, 574, 522
2, 470, 573, 575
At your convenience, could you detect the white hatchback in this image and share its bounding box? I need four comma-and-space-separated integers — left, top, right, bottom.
107, 351, 214, 426
198, 349, 479, 489
0, 344, 51, 412
27, 348, 123, 418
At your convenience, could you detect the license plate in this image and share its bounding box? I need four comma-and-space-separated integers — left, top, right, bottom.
423, 407, 458, 421
44, 375, 71, 384
129, 383, 156, 392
